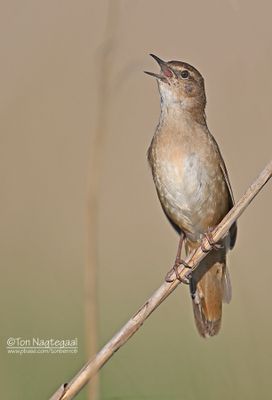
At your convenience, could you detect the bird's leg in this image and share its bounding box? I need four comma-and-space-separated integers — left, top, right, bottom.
174, 230, 185, 266
165, 231, 192, 283
200, 229, 224, 253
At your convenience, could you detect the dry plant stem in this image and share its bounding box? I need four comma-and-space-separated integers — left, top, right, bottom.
85, 2, 120, 400
50, 159, 272, 400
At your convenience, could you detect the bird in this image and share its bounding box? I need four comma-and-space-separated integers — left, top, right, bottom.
145, 54, 237, 337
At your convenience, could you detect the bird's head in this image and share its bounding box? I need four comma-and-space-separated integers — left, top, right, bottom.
145, 54, 206, 112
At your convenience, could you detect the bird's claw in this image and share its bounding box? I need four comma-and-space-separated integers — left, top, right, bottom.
200, 231, 223, 252
165, 260, 192, 284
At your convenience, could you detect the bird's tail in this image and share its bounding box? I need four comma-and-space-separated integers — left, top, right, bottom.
187, 242, 232, 338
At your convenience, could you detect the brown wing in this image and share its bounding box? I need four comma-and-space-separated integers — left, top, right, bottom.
219, 159, 237, 249
210, 134, 237, 249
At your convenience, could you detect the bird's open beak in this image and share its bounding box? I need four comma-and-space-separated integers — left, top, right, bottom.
144, 54, 174, 81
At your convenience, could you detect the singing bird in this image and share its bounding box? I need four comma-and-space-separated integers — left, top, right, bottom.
145, 54, 237, 337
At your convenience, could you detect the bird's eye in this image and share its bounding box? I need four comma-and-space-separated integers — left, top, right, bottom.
181, 70, 189, 79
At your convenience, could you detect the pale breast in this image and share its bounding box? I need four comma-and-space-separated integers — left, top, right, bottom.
149, 133, 229, 241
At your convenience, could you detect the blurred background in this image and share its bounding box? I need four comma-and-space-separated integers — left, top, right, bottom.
0, 1, 271, 399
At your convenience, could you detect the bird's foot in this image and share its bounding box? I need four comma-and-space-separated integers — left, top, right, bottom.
200, 231, 223, 252
165, 260, 192, 284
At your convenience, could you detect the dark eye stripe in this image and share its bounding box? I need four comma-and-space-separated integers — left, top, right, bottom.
181, 70, 189, 79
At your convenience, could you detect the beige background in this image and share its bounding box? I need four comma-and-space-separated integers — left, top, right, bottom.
1, 1, 271, 399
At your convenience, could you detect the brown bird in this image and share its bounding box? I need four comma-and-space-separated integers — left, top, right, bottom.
145, 54, 237, 337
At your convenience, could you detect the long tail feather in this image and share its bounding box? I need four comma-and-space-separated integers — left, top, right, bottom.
188, 245, 230, 338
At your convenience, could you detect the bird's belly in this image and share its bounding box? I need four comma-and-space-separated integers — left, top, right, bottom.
153, 153, 227, 241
